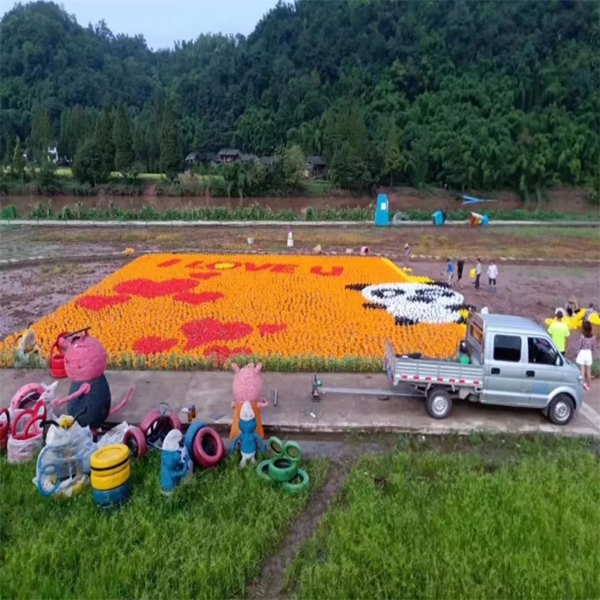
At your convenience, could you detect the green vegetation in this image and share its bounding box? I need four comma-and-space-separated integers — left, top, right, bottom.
1, 202, 598, 223
0, 1, 598, 198
286, 438, 600, 600
0, 452, 328, 599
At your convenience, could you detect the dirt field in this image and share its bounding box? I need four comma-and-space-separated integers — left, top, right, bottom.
1, 258, 598, 362
12, 224, 600, 261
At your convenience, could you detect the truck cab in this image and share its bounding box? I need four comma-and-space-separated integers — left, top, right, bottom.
467, 313, 584, 423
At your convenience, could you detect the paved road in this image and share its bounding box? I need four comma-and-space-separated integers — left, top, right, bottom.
2, 369, 599, 438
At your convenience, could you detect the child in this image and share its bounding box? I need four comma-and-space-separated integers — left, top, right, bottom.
474, 258, 482, 290
487, 260, 498, 292
403, 243, 411, 267
576, 321, 596, 391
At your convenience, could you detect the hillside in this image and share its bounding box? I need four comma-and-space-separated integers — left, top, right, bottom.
0, 0, 599, 196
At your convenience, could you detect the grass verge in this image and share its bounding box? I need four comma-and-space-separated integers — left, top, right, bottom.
285, 436, 600, 600
0, 452, 328, 599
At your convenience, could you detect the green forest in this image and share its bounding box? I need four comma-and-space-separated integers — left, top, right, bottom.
0, 0, 598, 197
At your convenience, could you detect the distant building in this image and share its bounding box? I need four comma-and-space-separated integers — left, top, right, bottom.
240, 153, 258, 163
306, 156, 328, 179
47, 145, 58, 164
217, 148, 241, 163
185, 152, 198, 166
260, 156, 276, 167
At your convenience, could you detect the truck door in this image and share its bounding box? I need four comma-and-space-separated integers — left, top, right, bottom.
525, 336, 564, 407
481, 334, 530, 406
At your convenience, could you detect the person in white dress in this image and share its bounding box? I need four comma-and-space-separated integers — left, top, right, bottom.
487, 261, 498, 292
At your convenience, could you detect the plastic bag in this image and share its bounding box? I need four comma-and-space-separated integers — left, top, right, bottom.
95, 422, 130, 448
7, 434, 43, 463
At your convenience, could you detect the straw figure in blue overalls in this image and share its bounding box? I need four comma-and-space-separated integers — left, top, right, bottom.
160, 429, 190, 495
230, 401, 266, 468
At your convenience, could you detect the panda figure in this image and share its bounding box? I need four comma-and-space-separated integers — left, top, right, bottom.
349, 282, 467, 325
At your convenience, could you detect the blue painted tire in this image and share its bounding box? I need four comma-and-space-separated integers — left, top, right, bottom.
184, 421, 207, 459
92, 480, 131, 508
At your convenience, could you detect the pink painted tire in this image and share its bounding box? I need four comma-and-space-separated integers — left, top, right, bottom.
139, 407, 181, 444
192, 427, 225, 469
124, 426, 147, 460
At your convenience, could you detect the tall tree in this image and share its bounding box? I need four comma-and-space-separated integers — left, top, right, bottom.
12, 137, 26, 178
113, 102, 135, 175
95, 108, 115, 180
160, 100, 182, 180
29, 103, 52, 163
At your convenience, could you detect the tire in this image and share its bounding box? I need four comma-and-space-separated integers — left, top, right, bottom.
546, 394, 575, 426
425, 388, 453, 419
184, 421, 207, 458
192, 427, 225, 468
123, 426, 148, 460
256, 459, 272, 483
139, 409, 175, 445
268, 436, 284, 456
282, 469, 310, 494
268, 457, 299, 482
282, 441, 302, 463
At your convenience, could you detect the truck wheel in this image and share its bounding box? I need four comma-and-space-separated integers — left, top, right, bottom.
547, 394, 575, 426
425, 389, 452, 419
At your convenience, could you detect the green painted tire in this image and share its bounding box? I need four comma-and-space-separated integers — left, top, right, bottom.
268, 436, 284, 456
268, 457, 298, 482
256, 460, 272, 483
282, 469, 310, 494
282, 441, 302, 462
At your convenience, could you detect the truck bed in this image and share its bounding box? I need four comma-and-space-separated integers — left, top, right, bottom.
384, 339, 484, 389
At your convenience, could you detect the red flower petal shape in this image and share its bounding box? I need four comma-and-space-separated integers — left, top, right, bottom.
133, 336, 178, 355
157, 258, 181, 268
181, 318, 253, 350
174, 291, 224, 305
114, 278, 198, 298
76, 295, 131, 311
189, 272, 221, 280
310, 266, 344, 277
258, 323, 288, 336
203, 345, 252, 362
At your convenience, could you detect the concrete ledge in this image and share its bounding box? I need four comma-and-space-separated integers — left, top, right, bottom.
1, 219, 598, 228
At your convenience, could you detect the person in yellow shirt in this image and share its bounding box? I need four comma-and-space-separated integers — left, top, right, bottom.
548, 310, 570, 354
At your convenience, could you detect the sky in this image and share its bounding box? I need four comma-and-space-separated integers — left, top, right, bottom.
1, 0, 279, 49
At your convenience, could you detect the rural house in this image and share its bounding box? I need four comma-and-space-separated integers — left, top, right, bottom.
306, 156, 327, 179
217, 148, 241, 163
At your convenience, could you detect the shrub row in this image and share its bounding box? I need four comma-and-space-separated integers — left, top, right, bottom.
1, 203, 597, 222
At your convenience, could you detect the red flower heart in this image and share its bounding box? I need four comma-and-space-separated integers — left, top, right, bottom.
189, 272, 221, 280
181, 318, 253, 350
203, 345, 252, 362
258, 323, 288, 336
76, 295, 130, 311
157, 258, 181, 268
115, 278, 198, 298
175, 291, 224, 305
133, 336, 178, 355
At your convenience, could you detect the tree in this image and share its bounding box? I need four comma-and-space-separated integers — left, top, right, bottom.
382, 123, 405, 186
29, 103, 52, 163
113, 102, 135, 175
37, 158, 58, 192
160, 101, 182, 180
73, 138, 103, 186
95, 108, 115, 180
282, 145, 306, 188
11, 137, 26, 179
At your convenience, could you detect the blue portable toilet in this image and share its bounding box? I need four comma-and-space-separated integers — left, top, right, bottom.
374, 193, 390, 226
432, 210, 446, 226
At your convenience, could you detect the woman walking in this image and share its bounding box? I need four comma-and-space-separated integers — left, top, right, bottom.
576, 321, 596, 391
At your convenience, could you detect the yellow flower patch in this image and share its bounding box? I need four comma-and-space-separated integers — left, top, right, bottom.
1, 254, 467, 367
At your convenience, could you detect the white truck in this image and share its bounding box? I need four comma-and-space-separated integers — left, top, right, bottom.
312, 313, 584, 425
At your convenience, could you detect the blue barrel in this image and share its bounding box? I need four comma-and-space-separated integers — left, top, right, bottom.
92, 480, 131, 508
432, 210, 446, 226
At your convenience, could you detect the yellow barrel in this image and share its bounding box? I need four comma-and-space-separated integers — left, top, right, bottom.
90, 444, 131, 491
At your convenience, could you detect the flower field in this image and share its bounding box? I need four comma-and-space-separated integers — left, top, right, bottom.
1, 254, 468, 369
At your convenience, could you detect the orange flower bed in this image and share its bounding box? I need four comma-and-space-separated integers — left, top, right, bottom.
1, 254, 468, 368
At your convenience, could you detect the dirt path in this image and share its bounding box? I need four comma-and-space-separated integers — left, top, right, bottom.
18, 224, 600, 261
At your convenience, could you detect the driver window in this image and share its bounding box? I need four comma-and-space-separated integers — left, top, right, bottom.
528, 337, 560, 366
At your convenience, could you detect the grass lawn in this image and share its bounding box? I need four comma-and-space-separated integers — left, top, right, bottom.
0, 452, 327, 599
286, 437, 600, 600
